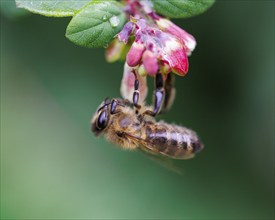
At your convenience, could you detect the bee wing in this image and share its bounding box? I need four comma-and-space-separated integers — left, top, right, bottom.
124, 132, 195, 160
139, 149, 184, 175
123, 132, 184, 175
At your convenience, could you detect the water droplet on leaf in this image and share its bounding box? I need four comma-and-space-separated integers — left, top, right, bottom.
109, 16, 120, 27
102, 15, 108, 21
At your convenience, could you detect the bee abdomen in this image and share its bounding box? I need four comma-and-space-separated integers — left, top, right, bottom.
145, 123, 203, 158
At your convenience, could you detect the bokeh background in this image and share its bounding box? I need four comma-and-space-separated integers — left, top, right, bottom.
1, 1, 274, 219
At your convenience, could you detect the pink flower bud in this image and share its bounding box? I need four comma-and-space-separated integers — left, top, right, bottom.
126, 42, 145, 67
169, 48, 189, 76
161, 37, 189, 76
105, 39, 125, 63
156, 18, 196, 56
120, 63, 148, 103
142, 50, 158, 76
117, 21, 134, 43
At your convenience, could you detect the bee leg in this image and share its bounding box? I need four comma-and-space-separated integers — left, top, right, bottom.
110, 98, 132, 114
153, 72, 165, 115
110, 99, 118, 114
143, 73, 165, 117
132, 73, 142, 113
162, 73, 176, 113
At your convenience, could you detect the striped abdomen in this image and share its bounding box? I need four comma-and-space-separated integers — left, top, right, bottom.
143, 122, 203, 159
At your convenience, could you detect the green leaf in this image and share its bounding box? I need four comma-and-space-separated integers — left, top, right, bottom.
15, 0, 91, 17
65, 1, 126, 48
152, 0, 215, 19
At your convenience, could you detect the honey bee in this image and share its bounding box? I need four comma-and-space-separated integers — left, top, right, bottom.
91, 73, 203, 159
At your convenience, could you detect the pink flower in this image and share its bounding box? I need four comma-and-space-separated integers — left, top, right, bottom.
117, 17, 192, 76
117, 21, 134, 43
155, 18, 196, 56
142, 50, 158, 76
104, 0, 198, 109
160, 34, 189, 75
126, 41, 145, 67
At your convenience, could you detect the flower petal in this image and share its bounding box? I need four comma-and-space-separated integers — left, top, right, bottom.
117, 21, 134, 44
156, 18, 196, 56
169, 48, 188, 76
120, 63, 148, 103
142, 50, 158, 76
161, 37, 189, 76
126, 42, 145, 67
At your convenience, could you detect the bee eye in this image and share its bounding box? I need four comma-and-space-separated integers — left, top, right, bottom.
96, 110, 108, 130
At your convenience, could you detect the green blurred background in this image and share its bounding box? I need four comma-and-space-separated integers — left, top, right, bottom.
1, 1, 274, 219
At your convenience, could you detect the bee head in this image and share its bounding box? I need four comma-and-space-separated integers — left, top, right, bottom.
91, 100, 110, 136
91, 98, 125, 136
